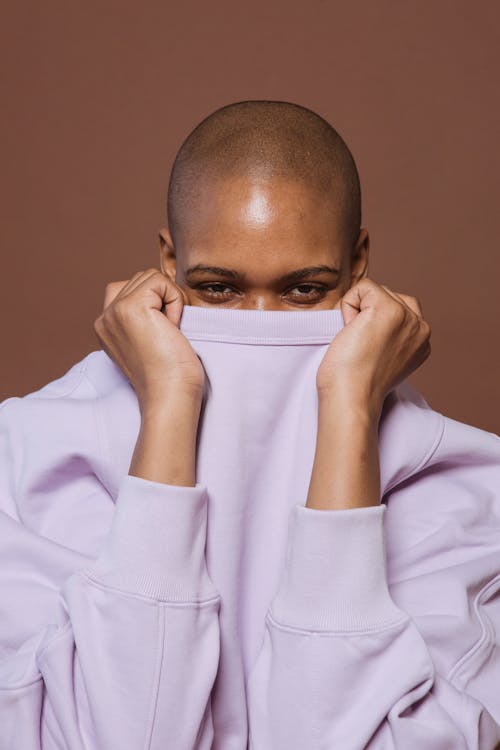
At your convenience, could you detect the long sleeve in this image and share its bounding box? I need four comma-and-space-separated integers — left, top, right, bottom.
0, 397, 221, 749
246, 470, 500, 748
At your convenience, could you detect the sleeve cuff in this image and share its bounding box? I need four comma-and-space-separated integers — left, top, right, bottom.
81, 473, 219, 601
268, 503, 407, 632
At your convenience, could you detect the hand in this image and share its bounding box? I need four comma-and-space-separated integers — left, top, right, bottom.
93, 268, 205, 407
316, 277, 431, 415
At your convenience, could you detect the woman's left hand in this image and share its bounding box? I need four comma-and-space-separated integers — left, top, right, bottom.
316, 277, 432, 417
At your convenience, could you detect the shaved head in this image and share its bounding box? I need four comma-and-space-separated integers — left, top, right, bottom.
166, 100, 361, 257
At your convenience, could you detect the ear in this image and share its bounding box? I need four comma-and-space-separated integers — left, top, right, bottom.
158, 227, 176, 278
350, 228, 370, 284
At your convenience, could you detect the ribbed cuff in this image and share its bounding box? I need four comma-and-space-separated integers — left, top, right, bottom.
81, 473, 219, 601
269, 503, 407, 632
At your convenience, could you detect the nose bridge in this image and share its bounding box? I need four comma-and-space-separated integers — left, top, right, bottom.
229, 281, 297, 311
240, 293, 285, 311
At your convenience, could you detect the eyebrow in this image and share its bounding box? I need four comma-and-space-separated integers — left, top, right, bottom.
184, 264, 340, 283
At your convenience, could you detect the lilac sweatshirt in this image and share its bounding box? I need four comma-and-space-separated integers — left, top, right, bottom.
1, 305, 499, 749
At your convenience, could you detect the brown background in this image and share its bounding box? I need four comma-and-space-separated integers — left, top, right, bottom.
1, 1, 499, 433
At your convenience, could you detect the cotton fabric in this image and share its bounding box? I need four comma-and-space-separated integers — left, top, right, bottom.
1, 304, 499, 749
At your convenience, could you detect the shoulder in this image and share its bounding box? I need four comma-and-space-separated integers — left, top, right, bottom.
0, 350, 129, 502
1, 349, 127, 415
378, 381, 445, 493
378, 380, 500, 494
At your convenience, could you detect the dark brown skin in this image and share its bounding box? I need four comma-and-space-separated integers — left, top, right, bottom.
160, 175, 366, 311
95, 175, 431, 506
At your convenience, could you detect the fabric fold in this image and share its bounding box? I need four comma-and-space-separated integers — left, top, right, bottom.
1, 303, 499, 747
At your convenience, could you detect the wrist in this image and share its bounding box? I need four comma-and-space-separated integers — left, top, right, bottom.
317, 380, 384, 424
138, 385, 204, 419
131, 389, 202, 488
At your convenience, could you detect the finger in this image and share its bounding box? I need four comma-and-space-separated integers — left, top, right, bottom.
379, 284, 409, 309
126, 269, 187, 327
102, 270, 152, 311
337, 277, 380, 325
115, 268, 160, 300
338, 283, 363, 325
399, 294, 423, 318
379, 285, 423, 318
103, 280, 133, 311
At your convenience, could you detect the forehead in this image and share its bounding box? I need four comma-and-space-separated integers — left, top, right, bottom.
178, 176, 346, 277
184, 174, 344, 243
201, 173, 331, 209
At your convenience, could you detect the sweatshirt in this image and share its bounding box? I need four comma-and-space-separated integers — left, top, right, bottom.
0, 304, 499, 750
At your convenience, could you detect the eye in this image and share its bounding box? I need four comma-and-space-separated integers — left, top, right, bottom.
287, 284, 327, 298
195, 282, 328, 300
196, 283, 234, 296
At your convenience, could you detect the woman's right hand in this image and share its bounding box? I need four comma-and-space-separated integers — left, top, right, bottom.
93, 268, 205, 407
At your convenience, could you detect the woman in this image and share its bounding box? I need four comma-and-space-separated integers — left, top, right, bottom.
1, 100, 499, 749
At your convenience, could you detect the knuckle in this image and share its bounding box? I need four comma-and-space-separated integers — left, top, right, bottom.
112, 298, 131, 320
387, 301, 406, 324
93, 316, 107, 339
422, 319, 432, 337
148, 268, 169, 284
407, 313, 420, 336
410, 295, 423, 314
361, 277, 376, 288
105, 280, 120, 295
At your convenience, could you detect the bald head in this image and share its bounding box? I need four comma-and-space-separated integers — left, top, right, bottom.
166, 100, 361, 256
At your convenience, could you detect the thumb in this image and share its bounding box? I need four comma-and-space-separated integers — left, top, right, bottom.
339, 284, 363, 326
160, 281, 191, 329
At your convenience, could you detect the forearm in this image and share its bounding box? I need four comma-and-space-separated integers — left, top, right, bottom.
129, 390, 203, 487
306, 387, 382, 510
